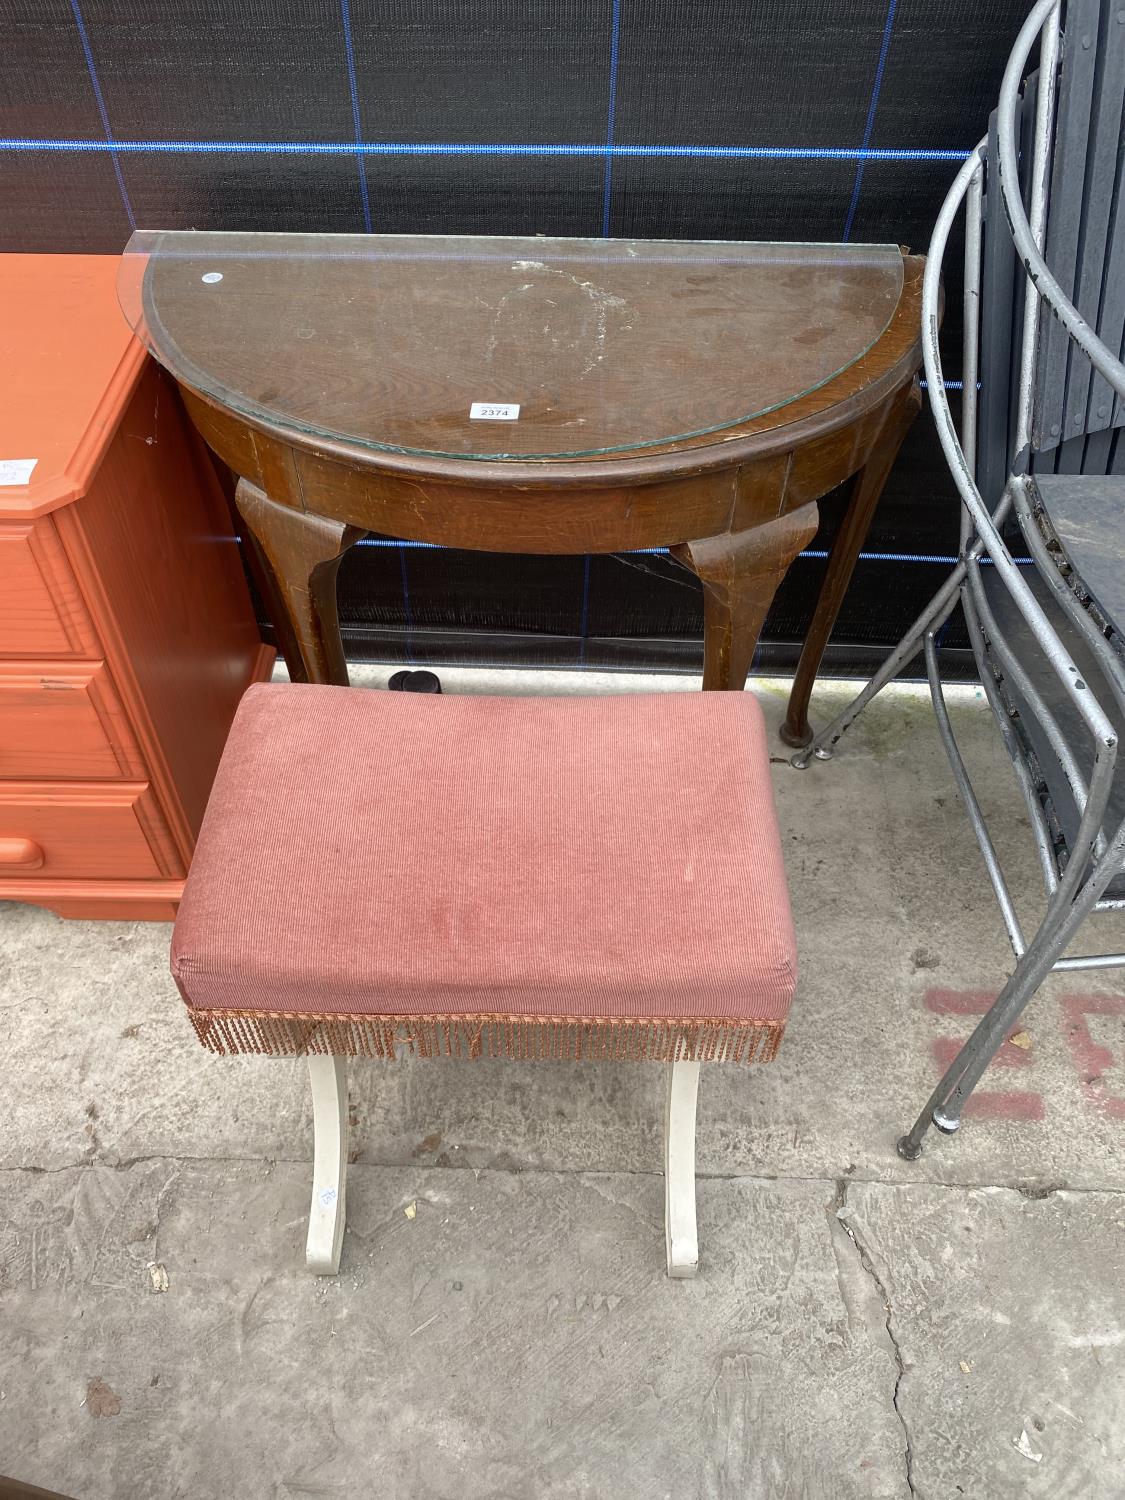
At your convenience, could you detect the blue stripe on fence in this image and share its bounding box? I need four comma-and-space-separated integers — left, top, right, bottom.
843, 0, 899, 241
398, 545, 415, 664
338, 0, 373, 232
0, 137, 970, 161
602, 0, 623, 236
578, 555, 593, 665
351, 540, 985, 567
65, 0, 135, 227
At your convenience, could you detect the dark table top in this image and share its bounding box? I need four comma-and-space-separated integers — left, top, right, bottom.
119, 230, 905, 463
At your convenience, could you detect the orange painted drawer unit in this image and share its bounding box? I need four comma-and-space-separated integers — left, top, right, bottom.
0, 255, 273, 921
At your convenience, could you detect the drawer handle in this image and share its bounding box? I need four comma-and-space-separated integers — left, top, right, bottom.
0, 837, 44, 870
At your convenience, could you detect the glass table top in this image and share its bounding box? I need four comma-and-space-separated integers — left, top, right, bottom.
118, 231, 905, 462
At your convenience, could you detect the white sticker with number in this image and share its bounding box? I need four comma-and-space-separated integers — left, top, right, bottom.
469, 402, 520, 421
0, 458, 38, 486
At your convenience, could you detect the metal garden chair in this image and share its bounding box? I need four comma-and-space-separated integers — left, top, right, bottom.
793, 0, 1125, 1157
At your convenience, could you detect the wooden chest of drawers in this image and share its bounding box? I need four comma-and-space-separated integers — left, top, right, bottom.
0, 255, 273, 920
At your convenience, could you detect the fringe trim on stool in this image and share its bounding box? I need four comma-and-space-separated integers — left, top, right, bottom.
186, 1009, 787, 1064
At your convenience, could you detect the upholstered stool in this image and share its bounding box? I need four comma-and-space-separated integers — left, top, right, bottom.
171, 683, 798, 1277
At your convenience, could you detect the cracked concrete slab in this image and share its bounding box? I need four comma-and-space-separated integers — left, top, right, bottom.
840, 1182, 1125, 1498
1, 1165, 909, 1500
2, 1166, 1121, 1498
3, 669, 1125, 1497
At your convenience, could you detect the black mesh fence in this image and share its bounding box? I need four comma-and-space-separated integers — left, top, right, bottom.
2, 0, 1028, 673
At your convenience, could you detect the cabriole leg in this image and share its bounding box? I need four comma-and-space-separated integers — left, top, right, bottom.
235, 478, 366, 687
664, 1058, 701, 1278
782, 381, 921, 748
306, 1054, 348, 1274
674, 503, 820, 694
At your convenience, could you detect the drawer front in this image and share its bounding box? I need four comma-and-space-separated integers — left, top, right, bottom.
0, 660, 146, 780
0, 781, 183, 880
0, 519, 98, 657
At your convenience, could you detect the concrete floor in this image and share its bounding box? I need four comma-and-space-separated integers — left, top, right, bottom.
2, 668, 1124, 1500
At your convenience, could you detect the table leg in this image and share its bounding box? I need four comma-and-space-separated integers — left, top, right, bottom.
235, 479, 366, 686
675, 501, 820, 692
780, 381, 921, 747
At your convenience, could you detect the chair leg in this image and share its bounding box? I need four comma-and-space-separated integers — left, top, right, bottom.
664, 1058, 701, 1278
306, 1055, 348, 1274
897, 912, 1075, 1159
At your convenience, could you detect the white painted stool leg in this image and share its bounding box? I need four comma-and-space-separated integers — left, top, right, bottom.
664, 1057, 701, 1278
306, 1054, 347, 1275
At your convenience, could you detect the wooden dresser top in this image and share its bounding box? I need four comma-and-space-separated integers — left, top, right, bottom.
0, 254, 145, 519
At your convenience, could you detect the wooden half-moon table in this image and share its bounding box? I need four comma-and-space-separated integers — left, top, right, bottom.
119, 233, 923, 743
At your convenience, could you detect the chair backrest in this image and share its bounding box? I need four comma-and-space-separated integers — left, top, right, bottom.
909, 0, 1125, 934
1033, 0, 1125, 465
975, 0, 1125, 509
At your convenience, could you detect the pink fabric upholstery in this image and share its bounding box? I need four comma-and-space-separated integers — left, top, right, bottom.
172, 684, 797, 1046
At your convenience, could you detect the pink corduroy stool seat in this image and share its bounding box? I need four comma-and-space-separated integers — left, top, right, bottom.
171, 682, 799, 1277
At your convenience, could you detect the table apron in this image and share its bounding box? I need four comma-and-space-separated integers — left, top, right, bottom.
183, 385, 907, 555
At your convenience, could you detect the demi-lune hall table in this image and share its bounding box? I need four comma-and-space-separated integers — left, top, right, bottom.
119, 232, 923, 741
